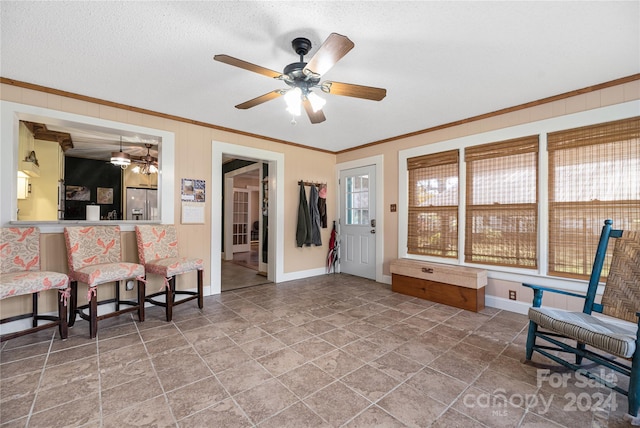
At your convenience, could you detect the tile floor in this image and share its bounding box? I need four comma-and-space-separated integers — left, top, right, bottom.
221, 261, 271, 292
0, 274, 632, 427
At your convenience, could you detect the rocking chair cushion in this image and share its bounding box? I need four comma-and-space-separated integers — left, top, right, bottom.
529, 307, 637, 359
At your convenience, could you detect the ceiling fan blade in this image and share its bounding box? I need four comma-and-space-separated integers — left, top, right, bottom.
214, 54, 282, 79
322, 81, 387, 101
303, 33, 354, 77
235, 90, 283, 109
303, 99, 326, 124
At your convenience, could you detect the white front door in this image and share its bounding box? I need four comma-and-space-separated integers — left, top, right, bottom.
340, 165, 376, 280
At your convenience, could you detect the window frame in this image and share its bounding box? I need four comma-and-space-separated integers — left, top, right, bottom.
398, 100, 640, 292
0, 101, 175, 232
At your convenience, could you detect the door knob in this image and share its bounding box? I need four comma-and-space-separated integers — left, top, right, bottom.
370, 229, 376, 234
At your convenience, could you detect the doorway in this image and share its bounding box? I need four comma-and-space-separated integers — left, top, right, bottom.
211, 142, 285, 295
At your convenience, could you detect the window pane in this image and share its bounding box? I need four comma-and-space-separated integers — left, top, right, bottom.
345, 173, 370, 225
465, 136, 538, 267
407, 150, 459, 258
548, 117, 640, 279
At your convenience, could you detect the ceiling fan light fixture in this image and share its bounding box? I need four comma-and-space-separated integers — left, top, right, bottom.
111, 137, 130, 169
307, 92, 326, 112
133, 143, 158, 175
284, 87, 302, 116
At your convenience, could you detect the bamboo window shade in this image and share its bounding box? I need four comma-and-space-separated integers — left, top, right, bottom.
464, 135, 539, 268
547, 116, 640, 279
407, 150, 459, 258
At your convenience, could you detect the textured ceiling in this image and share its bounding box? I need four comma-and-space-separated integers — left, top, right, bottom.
1, 1, 638, 153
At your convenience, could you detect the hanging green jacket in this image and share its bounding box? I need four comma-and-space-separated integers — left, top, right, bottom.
296, 182, 312, 247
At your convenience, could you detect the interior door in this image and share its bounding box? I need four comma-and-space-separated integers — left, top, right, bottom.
232, 188, 250, 253
340, 165, 376, 280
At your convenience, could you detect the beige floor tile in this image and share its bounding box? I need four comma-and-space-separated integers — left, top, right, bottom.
304, 381, 370, 426
0, 274, 629, 428
201, 344, 252, 373
177, 397, 252, 427
234, 378, 298, 424
428, 352, 487, 384
369, 351, 424, 381
290, 337, 337, 360
0, 393, 35, 423
216, 360, 273, 396
257, 347, 306, 377
0, 355, 46, 380
342, 365, 401, 401
166, 375, 228, 420
278, 363, 335, 399
378, 383, 448, 427
406, 367, 468, 406
259, 401, 331, 428
29, 392, 101, 428
452, 385, 526, 427
101, 373, 164, 415
103, 395, 176, 428
318, 328, 360, 348
344, 405, 408, 427
431, 408, 487, 428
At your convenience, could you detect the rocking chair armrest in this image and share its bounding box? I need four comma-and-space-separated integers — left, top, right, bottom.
522, 283, 587, 308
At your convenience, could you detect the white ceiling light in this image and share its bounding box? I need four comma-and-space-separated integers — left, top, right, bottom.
306, 92, 326, 113
110, 137, 130, 169
284, 87, 302, 116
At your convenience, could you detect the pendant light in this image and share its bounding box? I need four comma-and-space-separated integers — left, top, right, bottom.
111, 137, 130, 169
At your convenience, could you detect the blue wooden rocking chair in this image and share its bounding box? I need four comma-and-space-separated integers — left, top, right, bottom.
524, 219, 639, 424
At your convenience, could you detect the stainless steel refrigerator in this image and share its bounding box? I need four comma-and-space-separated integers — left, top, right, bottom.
126, 188, 158, 220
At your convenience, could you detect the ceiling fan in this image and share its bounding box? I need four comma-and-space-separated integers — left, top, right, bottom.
131, 144, 158, 175
214, 33, 387, 124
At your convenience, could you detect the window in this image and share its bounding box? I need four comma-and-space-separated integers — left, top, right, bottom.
465, 136, 539, 268
548, 117, 640, 279
407, 150, 459, 257
345, 173, 370, 225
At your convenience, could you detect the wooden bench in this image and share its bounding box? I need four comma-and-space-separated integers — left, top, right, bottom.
390, 259, 487, 312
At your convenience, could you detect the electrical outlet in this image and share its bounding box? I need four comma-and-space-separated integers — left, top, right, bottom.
509, 290, 517, 300
126, 280, 135, 291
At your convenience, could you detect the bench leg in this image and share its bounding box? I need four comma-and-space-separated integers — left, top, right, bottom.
89, 289, 98, 339
166, 277, 174, 322
137, 279, 145, 323
197, 270, 204, 310
58, 291, 68, 340
32, 293, 38, 328
68, 281, 78, 327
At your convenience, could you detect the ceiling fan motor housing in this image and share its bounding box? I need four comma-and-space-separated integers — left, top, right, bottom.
283, 61, 320, 91
291, 37, 311, 57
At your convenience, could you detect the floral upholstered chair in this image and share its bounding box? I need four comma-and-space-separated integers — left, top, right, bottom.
135, 225, 203, 321
1, 227, 69, 341
64, 226, 145, 338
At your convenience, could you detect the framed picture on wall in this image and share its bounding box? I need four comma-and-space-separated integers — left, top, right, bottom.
97, 187, 114, 204
66, 185, 90, 201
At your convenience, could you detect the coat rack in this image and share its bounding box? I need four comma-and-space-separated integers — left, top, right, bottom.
298, 180, 326, 187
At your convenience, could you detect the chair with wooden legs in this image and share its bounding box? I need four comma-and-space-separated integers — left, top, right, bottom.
524, 219, 640, 424
1, 227, 69, 341
135, 224, 203, 321
64, 226, 145, 338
